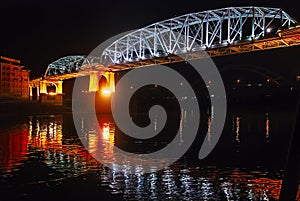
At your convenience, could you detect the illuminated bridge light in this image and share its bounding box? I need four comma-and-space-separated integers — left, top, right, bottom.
101, 6, 297, 65
89, 71, 99, 92
102, 89, 112, 95
42, 6, 298, 80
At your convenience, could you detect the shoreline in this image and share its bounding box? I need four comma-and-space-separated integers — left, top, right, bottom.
0, 99, 71, 116
0, 90, 298, 116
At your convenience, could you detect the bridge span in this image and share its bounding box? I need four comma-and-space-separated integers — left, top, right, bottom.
28, 6, 300, 105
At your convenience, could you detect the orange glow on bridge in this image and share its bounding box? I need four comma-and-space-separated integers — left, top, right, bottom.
101, 89, 112, 95
89, 71, 99, 92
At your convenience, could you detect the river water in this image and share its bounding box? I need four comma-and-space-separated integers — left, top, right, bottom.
0, 106, 299, 200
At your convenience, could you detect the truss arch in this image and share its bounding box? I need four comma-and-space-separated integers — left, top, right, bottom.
44, 6, 297, 77
100, 6, 296, 65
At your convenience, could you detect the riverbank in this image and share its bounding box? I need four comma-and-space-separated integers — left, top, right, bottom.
0, 86, 298, 116
0, 98, 71, 116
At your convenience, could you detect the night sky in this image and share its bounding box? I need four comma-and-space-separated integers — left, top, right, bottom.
1, 0, 299, 78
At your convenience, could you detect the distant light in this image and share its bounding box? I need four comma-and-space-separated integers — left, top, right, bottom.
236, 79, 241, 84
102, 89, 111, 95
266, 28, 272, 33
258, 84, 262, 87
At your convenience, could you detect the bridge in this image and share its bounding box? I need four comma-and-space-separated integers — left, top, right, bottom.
29, 6, 300, 105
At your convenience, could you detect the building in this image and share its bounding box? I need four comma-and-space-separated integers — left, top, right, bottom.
0, 56, 30, 99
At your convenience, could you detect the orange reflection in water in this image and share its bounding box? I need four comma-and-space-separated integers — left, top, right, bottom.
235, 116, 241, 143
102, 123, 111, 142
28, 119, 63, 150
207, 116, 211, 143
0, 125, 28, 172
100, 122, 115, 161
250, 178, 282, 200
266, 113, 270, 140
1, 115, 300, 200
0, 116, 64, 172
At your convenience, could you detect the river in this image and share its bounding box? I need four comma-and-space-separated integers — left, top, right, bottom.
0, 106, 299, 200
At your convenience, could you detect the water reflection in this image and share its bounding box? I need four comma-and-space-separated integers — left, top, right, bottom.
231, 113, 272, 144
0, 123, 28, 173
28, 116, 63, 150
0, 113, 299, 200
207, 116, 212, 145
266, 113, 270, 142
234, 116, 241, 143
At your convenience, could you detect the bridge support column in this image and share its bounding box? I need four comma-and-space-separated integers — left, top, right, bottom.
37, 86, 40, 100
93, 72, 115, 113
107, 72, 115, 93
88, 71, 115, 93
29, 79, 40, 101
29, 86, 33, 100
39, 80, 63, 106
89, 71, 99, 92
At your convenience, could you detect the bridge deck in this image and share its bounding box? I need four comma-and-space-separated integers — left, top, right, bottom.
41, 26, 300, 81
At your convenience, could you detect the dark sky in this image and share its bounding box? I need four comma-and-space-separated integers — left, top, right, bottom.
1, 0, 299, 78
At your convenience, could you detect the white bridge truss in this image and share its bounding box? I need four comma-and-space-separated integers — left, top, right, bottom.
101, 6, 296, 64
45, 56, 85, 77
44, 6, 297, 77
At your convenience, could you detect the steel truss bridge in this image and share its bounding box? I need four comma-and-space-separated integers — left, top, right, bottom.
44, 6, 300, 80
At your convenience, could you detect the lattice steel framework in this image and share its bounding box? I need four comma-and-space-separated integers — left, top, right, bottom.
101, 6, 296, 64
44, 56, 85, 77
44, 6, 297, 77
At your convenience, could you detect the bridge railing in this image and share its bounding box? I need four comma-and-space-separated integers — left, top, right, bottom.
100, 6, 296, 65
43, 6, 297, 78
